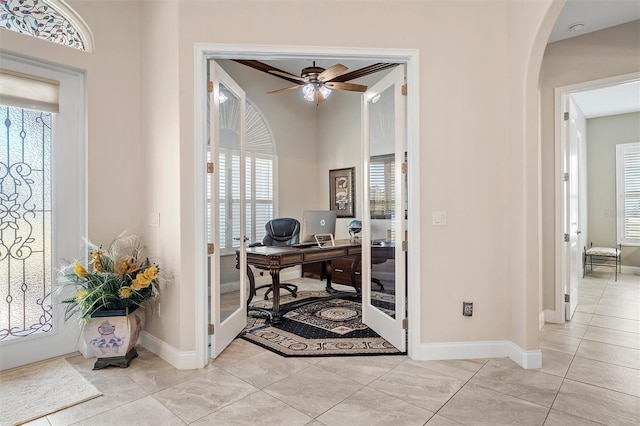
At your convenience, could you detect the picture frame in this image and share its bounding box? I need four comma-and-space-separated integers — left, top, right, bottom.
329, 167, 355, 218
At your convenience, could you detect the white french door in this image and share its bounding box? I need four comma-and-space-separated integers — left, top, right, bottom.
208, 60, 247, 357
361, 65, 407, 351
564, 97, 582, 320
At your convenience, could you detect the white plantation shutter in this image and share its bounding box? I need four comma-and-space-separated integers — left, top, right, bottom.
617, 142, 640, 245
370, 154, 395, 219
217, 100, 275, 253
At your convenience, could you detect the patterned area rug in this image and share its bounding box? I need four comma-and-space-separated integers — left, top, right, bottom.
240, 291, 404, 357
0, 358, 102, 425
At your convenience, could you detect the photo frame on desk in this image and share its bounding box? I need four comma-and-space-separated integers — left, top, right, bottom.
329, 167, 355, 218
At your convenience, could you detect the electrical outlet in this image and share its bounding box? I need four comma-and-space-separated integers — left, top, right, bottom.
463, 302, 473, 317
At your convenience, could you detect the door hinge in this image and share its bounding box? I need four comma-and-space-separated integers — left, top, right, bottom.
564, 172, 569, 182
401, 84, 407, 96
564, 233, 570, 242
402, 240, 408, 252
564, 294, 570, 303
207, 162, 214, 174
208, 243, 214, 255
401, 162, 408, 174
208, 323, 215, 335
207, 81, 213, 93
402, 318, 408, 330
563, 112, 569, 121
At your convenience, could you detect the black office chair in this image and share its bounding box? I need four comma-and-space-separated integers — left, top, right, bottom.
251, 218, 300, 300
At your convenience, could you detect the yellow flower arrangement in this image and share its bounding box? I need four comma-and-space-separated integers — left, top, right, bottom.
58, 231, 164, 321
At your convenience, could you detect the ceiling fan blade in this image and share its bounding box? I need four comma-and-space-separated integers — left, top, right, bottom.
318, 64, 348, 82
233, 60, 302, 84
330, 63, 400, 82
324, 82, 368, 92
314, 90, 326, 104
269, 70, 305, 82
267, 84, 304, 94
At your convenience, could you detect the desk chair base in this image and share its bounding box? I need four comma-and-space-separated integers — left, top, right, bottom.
254, 283, 298, 300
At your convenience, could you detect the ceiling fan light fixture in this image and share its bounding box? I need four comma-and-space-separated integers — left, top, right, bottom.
302, 83, 315, 101
302, 83, 331, 102
319, 85, 331, 99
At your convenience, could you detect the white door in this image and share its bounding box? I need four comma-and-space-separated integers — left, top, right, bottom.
564, 97, 581, 320
361, 65, 406, 351
208, 61, 247, 357
0, 55, 85, 370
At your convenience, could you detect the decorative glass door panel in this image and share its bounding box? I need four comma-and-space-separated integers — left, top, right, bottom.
0, 106, 53, 342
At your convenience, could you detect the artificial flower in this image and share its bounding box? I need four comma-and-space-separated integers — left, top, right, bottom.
58, 231, 164, 322
74, 262, 87, 278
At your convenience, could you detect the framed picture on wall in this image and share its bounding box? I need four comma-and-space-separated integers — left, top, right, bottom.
329, 167, 355, 218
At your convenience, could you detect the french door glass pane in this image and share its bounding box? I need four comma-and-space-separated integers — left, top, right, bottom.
0, 106, 53, 341
368, 85, 396, 318
218, 84, 241, 323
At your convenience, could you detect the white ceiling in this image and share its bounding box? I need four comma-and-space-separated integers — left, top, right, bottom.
571, 80, 640, 118
551, 1, 639, 118
548, 0, 639, 43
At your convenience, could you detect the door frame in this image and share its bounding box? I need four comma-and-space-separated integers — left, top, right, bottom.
552, 71, 640, 323
194, 44, 420, 366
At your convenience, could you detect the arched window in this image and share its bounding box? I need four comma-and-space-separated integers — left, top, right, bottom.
0, 0, 94, 52
217, 99, 277, 251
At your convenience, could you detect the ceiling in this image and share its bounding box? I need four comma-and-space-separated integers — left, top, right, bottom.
548, 0, 639, 43
550, 0, 639, 118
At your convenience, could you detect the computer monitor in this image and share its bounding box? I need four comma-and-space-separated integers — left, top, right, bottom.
299, 210, 337, 243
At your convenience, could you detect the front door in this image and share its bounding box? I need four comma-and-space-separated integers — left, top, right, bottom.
361, 65, 407, 351
208, 61, 248, 357
0, 56, 85, 370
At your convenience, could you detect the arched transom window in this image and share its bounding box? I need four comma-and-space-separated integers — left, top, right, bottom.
0, 0, 93, 52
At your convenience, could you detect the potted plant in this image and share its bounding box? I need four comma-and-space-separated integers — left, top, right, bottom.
58, 231, 163, 370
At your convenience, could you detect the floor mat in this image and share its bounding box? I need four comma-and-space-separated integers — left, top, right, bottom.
240, 291, 404, 357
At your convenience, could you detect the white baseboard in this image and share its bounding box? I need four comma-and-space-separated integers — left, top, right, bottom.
413, 340, 542, 369
544, 309, 563, 324
621, 265, 640, 275
139, 330, 203, 370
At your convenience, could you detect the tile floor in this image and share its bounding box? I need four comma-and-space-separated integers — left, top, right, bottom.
26, 268, 639, 425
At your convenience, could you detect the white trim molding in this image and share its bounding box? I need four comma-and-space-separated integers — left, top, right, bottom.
194, 43, 420, 365
140, 331, 199, 370
414, 340, 542, 370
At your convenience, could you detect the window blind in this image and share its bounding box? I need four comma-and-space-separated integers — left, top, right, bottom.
617, 142, 640, 245
0, 69, 59, 112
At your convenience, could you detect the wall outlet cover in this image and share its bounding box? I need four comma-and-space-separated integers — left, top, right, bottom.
463, 302, 473, 317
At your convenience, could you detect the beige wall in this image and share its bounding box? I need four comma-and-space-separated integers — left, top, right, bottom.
176, 0, 558, 354
0, 2, 144, 245
1, 0, 565, 361
540, 21, 640, 311
587, 112, 640, 267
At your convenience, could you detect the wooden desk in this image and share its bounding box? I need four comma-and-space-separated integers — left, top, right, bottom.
238, 240, 361, 323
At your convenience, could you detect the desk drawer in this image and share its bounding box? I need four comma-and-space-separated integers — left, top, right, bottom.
332, 256, 361, 287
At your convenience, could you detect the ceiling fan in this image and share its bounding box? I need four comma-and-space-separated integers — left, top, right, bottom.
233, 60, 399, 104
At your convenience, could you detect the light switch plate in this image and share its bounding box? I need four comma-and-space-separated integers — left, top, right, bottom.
432, 211, 447, 226
149, 213, 160, 227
